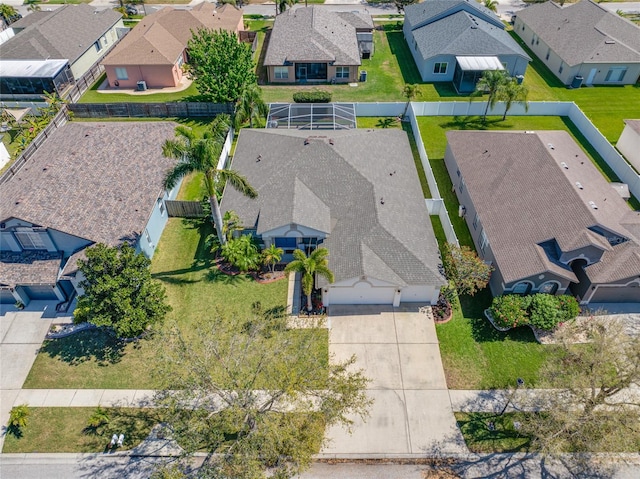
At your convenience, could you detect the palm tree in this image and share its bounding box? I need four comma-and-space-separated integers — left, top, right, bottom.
496, 78, 529, 121
402, 84, 421, 119
235, 83, 268, 129
277, 0, 295, 15
222, 210, 241, 242
24, 0, 41, 12
262, 244, 283, 273
480, 0, 498, 13
284, 248, 334, 312
474, 70, 508, 121
0, 4, 18, 20
162, 114, 257, 245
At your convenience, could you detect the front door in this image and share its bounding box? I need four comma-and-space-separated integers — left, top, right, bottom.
586, 68, 597, 85
299, 66, 307, 80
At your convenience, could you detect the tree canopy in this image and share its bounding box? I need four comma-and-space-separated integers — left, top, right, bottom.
284, 248, 334, 312
152, 307, 370, 479
75, 243, 171, 338
441, 243, 492, 296
187, 29, 257, 103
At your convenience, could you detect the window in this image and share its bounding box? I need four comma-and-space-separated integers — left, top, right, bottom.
158, 199, 165, 215
115, 68, 128, 80
274, 66, 288, 80
604, 67, 627, 82
472, 213, 479, 230
531, 35, 535, 46
538, 282, 558, 294
145, 228, 152, 244
433, 62, 448, 74
14, 229, 46, 250
559, 62, 563, 74
94, 41, 103, 53
512, 282, 531, 295
545, 48, 550, 60
458, 177, 465, 193
335, 66, 350, 79
479, 229, 488, 253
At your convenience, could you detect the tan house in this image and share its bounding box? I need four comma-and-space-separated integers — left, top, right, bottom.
264, 7, 373, 84
101, 3, 243, 90
514, 0, 640, 86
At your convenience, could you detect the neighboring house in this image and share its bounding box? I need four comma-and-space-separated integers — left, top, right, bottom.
264, 7, 374, 84
617, 120, 640, 172
0, 122, 179, 307
0, 59, 74, 99
102, 3, 243, 89
445, 130, 640, 304
0, 5, 123, 82
221, 129, 446, 306
514, 0, 640, 86
403, 0, 530, 92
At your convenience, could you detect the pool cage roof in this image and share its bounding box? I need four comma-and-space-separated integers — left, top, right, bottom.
266, 103, 356, 130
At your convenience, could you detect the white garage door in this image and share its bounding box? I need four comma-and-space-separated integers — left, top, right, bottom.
590, 285, 640, 303
328, 281, 396, 305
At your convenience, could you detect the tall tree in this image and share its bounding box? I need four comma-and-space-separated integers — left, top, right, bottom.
235, 83, 268, 129
187, 29, 257, 103
473, 70, 508, 121
75, 243, 171, 338
284, 248, 334, 312
441, 243, 492, 296
153, 310, 370, 479
519, 317, 640, 455
393, 0, 419, 13
496, 78, 529, 120
277, 0, 295, 15
479, 0, 498, 12
162, 115, 257, 245
402, 84, 421, 119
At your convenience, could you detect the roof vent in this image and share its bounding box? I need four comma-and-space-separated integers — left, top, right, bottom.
256, 155, 262, 162
548, 143, 555, 150
575, 182, 583, 190
380, 197, 385, 205
605, 40, 615, 44
589, 201, 598, 210
329, 138, 334, 145
561, 162, 568, 169
525, 130, 535, 134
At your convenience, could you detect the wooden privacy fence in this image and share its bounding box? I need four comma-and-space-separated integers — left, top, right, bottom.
69, 102, 234, 118
165, 200, 206, 218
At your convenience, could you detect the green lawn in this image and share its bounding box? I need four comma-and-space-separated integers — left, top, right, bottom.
78, 73, 201, 104
3, 407, 161, 453
455, 412, 531, 453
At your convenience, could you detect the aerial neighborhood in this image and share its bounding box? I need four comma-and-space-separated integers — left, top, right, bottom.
0, 0, 639, 477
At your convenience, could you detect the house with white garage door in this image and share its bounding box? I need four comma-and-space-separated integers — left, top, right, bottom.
221, 128, 446, 306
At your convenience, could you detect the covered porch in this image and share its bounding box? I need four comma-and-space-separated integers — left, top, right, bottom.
452, 56, 505, 93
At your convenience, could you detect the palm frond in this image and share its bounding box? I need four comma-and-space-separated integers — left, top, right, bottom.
219, 169, 258, 199
164, 162, 196, 190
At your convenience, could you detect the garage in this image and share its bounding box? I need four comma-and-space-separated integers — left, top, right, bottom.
0, 288, 15, 304
326, 279, 397, 305
21, 284, 58, 301
590, 284, 640, 303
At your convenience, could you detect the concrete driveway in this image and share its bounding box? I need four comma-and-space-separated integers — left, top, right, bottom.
321, 304, 466, 458
1, 302, 57, 451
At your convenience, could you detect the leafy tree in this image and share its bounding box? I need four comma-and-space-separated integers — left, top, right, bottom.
473, 70, 508, 121
519, 317, 640, 454
0, 3, 18, 20
495, 78, 529, 120
441, 243, 492, 296
152, 310, 370, 479
479, 0, 498, 12
235, 83, 268, 129
162, 114, 257, 245
75, 243, 171, 338
220, 235, 262, 272
393, 0, 419, 13
187, 29, 257, 103
402, 84, 421, 119
24, 0, 40, 13
262, 243, 283, 273
284, 248, 334, 312
277, 0, 295, 15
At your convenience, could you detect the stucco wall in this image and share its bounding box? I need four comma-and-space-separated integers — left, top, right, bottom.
138, 180, 181, 259
105, 61, 183, 89
70, 20, 124, 80
617, 123, 640, 171
267, 64, 359, 83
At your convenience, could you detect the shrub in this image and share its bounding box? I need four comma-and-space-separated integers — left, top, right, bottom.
220, 235, 262, 272
9, 404, 29, 429
529, 294, 563, 330
87, 407, 110, 429
557, 295, 580, 321
293, 90, 332, 103
490, 294, 529, 329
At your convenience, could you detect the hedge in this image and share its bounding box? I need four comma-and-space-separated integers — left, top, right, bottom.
292, 90, 332, 103
490, 294, 580, 331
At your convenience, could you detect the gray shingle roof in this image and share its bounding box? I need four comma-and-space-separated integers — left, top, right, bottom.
264, 7, 364, 66
0, 251, 62, 288
221, 129, 444, 288
0, 121, 178, 247
515, 0, 640, 66
0, 4, 121, 64
405, 1, 529, 61
446, 130, 640, 284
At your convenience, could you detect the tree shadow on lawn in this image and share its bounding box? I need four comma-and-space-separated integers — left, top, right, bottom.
441, 116, 509, 130
204, 268, 246, 285
39, 329, 127, 366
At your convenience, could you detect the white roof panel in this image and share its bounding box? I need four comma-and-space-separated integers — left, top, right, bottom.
0, 60, 69, 78
455, 56, 504, 71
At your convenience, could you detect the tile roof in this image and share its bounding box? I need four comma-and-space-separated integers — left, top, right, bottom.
102, 4, 242, 66
264, 6, 364, 66
515, 0, 640, 66
405, 1, 529, 61
221, 129, 445, 288
446, 130, 640, 284
0, 251, 62, 288
0, 121, 178, 247
0, 4, 121, 64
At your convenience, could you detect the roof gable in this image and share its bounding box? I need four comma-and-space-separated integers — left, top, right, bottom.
405, 0, 503, 30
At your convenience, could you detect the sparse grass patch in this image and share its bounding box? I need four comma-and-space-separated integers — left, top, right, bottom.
455, 412, 531, 453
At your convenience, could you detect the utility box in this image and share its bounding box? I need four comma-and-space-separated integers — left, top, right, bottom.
571, 75, 583, 89
359, 70, 367, 82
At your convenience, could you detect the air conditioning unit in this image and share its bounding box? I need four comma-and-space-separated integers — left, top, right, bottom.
136, 80, 147, 91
